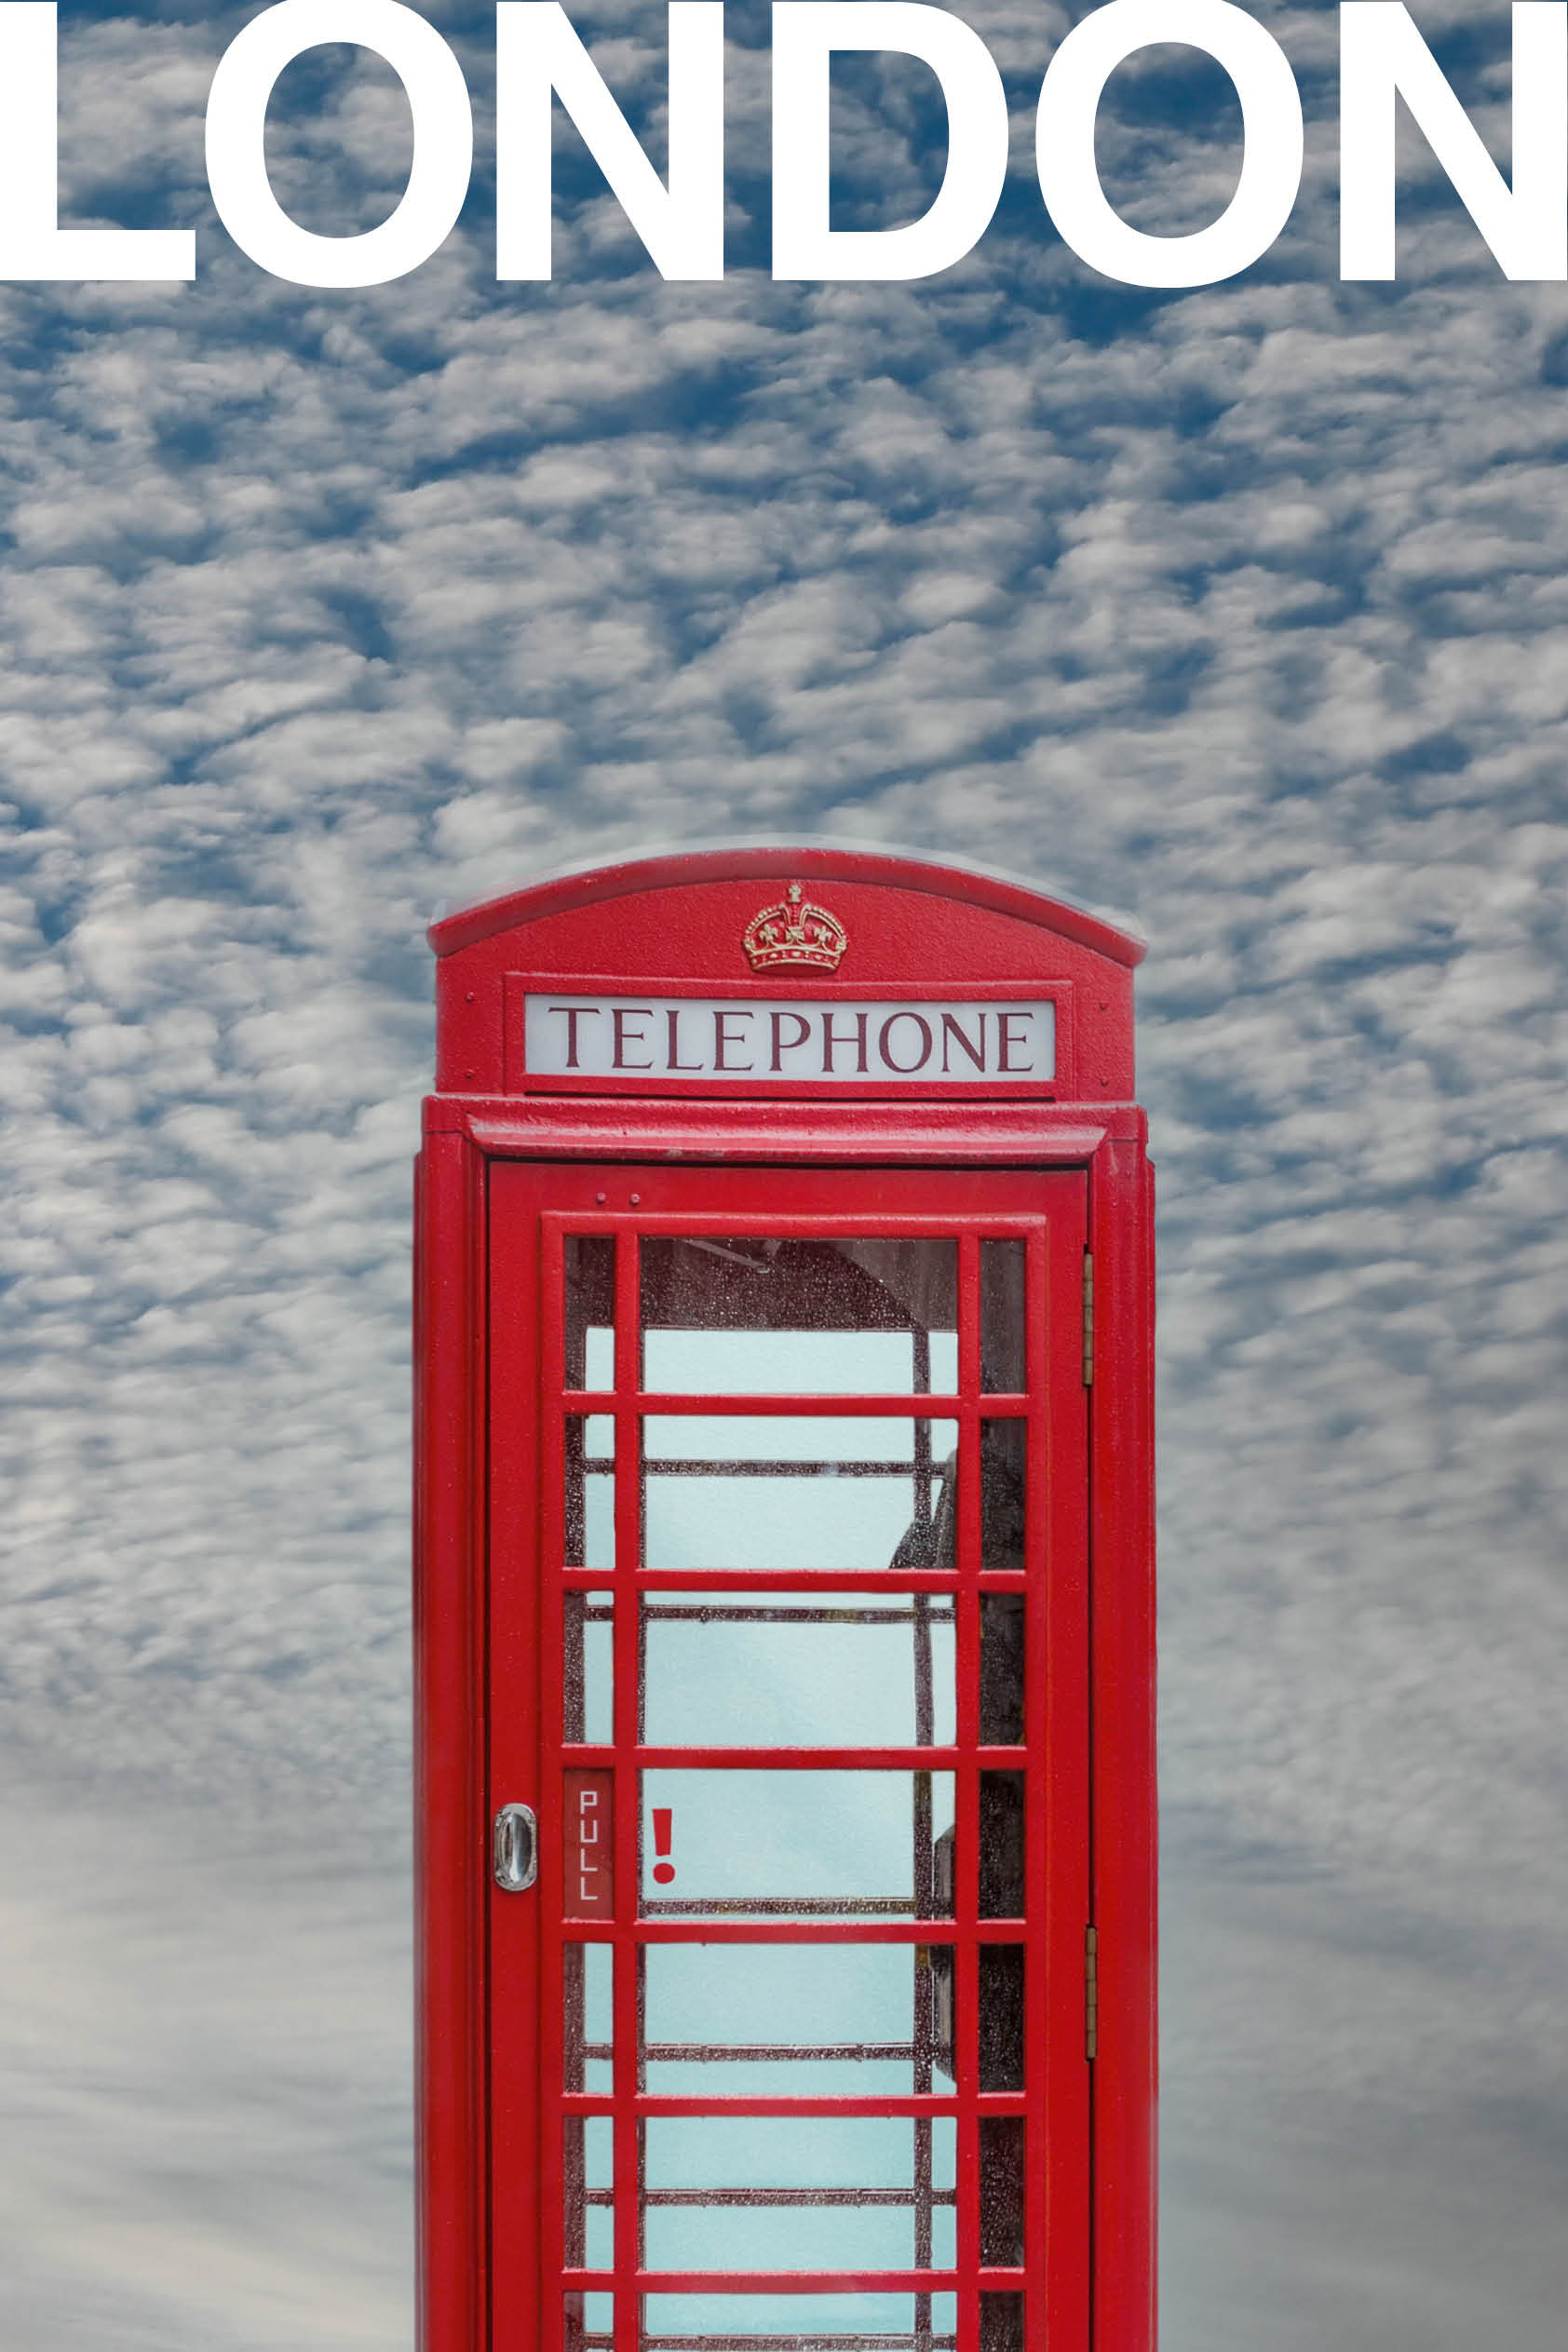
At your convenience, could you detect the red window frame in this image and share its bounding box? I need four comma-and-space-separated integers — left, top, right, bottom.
485, 1163, 1091, 2352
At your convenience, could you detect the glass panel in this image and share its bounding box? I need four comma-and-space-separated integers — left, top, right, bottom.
978, 1596, 1023, 1747
643, 1414, 950, 1464
565, 1415, 615, 1570
647, 1326, 959, 1396
979, 2119, 1025, 2267
978, 1776, 1025, 1919
643, 2115, 956, 2275
980, 2296, 1023, 2352
978, 1948, 1024, 2091
565, 1590, 614, 1744
639, 1771, 954, 1918
979, 1424, 1025, 1570
642, 1418, 958, 1574
643, 1942, 947, 2095
564, 2114, 614, 2270
566, 2291, 614, 2352
642, 1593, 955, 1750
929, 1929, 954, 2085
564, 1940, 614, 2093
979, 1242, 1025, 1394
642, 2293, 956, 2351
566, 1235, 616, 1389
641, 1237, 957, 1398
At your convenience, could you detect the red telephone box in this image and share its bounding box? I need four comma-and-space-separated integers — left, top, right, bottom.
414, 849, 1155, 2352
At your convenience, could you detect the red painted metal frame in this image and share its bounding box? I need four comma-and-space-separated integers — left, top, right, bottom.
415, 848, 1156, 2352
493, 1175, 1086, 2352
429, 848, 1143, 966
414, 1128, 493, 2352
426, 849, 1142, 1105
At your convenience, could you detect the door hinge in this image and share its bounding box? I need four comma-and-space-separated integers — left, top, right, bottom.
1082, 1252, 1095, 1386
1085, 1924, 1099, 2061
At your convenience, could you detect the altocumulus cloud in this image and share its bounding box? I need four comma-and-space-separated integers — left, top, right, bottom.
1, 2, 1566, 2348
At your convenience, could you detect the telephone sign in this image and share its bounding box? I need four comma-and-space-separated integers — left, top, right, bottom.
414, 849, 1156, 2352
521, 996, 1057, 1084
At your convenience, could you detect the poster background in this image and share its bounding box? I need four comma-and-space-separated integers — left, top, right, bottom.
3, 4, 1566, 2345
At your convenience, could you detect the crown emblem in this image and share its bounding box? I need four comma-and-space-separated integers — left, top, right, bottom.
743, 882, 847, 973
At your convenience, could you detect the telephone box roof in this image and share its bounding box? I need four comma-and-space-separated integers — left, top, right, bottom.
427, 844, 1145, 968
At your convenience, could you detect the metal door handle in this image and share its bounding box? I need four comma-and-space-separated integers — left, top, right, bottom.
493, 1803, 538, 1892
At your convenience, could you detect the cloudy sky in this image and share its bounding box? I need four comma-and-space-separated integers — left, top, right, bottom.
3, 1, 1566, 2345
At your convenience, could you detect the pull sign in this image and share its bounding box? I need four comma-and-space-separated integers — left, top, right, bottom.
493, 1803, 537, 1893
564, 1768, 615, 1919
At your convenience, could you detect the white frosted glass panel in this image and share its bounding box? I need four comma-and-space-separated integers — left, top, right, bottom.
642, 2291, 957, 2346
642, 1941, 950, 2097
640, 1769, 953, 1916
644, 2115, 956, 2274
645, 1328, 958, 1396
642, 1593, 954, 1749
642, 1419, 956, 1573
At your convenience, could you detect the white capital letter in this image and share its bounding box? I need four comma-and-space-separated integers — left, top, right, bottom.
0, 4, 194, 278
1341, 3, 1566, 279
496, 3, 724, 279
206, 0, 472, 287
1036, 0, 1302, 287
772, 2, 1007, 279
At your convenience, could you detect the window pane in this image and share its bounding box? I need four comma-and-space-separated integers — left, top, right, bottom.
644, 1414, 948, 1464
564, 1590, 613, 1744
979, 2119, 1025, 2267
642, 1942, 947, 2096
565, 2291, 613, 2352
979, 1424, 1025, 1570
639, 1770, 954, 1918
978, 1775, 1025, 1919
648, 1326, 959, 1396
564, 1940, 614, 2093
642, 2292, 956, 2351
565, 1415, 615, 1570
641, 1237, 957, 1397
978, 1595, 1023, 1747
642, 1593, 955, 1750
979, 1241, 1025, 1394
978, 1948, 1025, 2092
980, 2296, 1023, 2352
642, 1418, 957, 1574
565, 1235, 615, 1390
563, 2114, 613, 2270
642, 2115, 955, 2275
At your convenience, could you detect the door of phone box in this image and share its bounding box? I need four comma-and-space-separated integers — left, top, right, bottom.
414, 851, 1155, 2352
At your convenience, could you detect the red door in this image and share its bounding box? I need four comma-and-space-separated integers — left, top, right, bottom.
488, 1162, 1090, 2352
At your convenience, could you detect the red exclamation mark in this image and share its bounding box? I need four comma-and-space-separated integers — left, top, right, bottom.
651, 1807, 675, 1885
